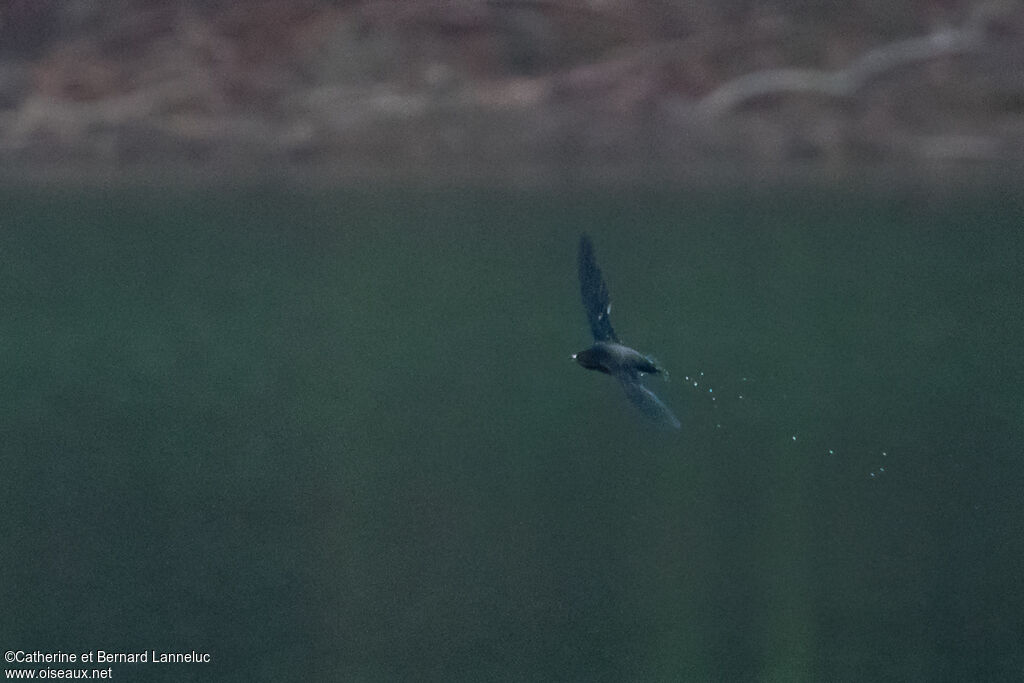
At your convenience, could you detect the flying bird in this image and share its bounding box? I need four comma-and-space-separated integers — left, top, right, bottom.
573, 234, 681, 429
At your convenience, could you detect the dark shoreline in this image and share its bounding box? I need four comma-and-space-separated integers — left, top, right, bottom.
2, 157, 1020, 196
2, 1, 1022, 190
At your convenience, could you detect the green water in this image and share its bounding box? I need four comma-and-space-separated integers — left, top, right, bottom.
2, 186, 1022, 681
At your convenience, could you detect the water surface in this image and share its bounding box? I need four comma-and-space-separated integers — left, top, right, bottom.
2, 185, 1021, 680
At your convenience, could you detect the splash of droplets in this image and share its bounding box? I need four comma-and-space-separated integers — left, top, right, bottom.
677, 367, 893, 484
867, 451, 892, 479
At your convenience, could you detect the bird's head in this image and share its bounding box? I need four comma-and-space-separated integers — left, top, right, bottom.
572, 347, 610, 374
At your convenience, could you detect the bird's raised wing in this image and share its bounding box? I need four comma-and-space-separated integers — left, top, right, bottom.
578, 234, 618, 342
618, 375, 681, 429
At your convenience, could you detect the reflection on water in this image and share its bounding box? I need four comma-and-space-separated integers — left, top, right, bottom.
2, 186, 1022, 681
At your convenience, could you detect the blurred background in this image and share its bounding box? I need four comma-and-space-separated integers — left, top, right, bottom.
2, 2, 1023, 682
0, 0, 1022, 181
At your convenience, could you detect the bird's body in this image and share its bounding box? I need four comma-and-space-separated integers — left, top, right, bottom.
573, 235, 680, 429
573, 341, 661, 377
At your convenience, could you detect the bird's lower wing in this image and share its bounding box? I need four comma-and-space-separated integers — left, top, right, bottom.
618, 377, 681, 429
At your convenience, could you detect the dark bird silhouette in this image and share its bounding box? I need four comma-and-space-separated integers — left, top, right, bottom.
573, 234, 681, 429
